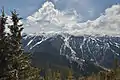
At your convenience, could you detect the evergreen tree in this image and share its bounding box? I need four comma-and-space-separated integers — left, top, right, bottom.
98, 71, 106, 80
0, 8, 11, 80
0, 9, 40, 80
0, 8, 6, 38
55, 70, 61, 80
7, 10, 40, 80
67, 69, 74, 80
114, 56, 119, 74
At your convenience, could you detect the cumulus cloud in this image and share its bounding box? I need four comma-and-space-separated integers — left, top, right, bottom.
25, 1, 80, 33
52, 0, 95, 20
24, 1, 120, 36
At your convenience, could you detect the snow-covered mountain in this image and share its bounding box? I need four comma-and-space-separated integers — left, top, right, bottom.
21, 1, 120, 75
22, 33, 120, 69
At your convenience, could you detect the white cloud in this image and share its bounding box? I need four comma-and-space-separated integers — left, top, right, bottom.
53, 0, 95, 20
24, 1, 120, 36
25, 1, 80, 33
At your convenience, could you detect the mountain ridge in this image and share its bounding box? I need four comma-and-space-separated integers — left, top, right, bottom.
22, 33, 120, 69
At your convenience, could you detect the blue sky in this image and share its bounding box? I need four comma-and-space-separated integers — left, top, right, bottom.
0, 0, 120, 21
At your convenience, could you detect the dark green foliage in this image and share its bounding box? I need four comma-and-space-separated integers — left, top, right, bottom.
0, 8, 11, 80
0, 8, 6, 37
0, 9, 40, 80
